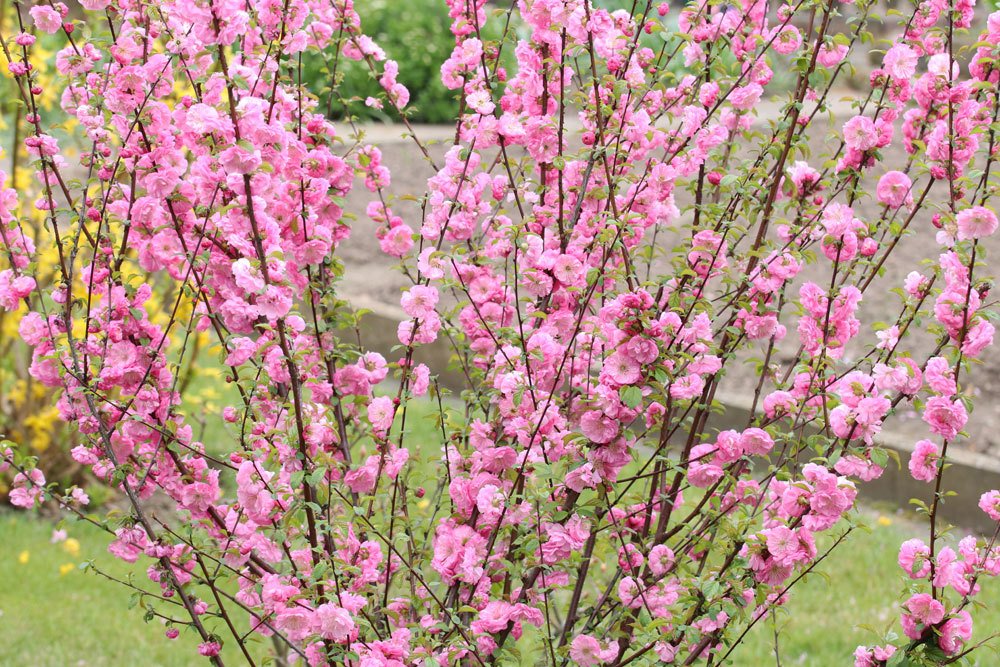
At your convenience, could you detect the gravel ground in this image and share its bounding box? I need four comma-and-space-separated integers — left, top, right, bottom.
336, 96, 1000, 457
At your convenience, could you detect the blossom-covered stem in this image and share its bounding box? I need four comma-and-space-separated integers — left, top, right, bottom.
745, 0, 832, 276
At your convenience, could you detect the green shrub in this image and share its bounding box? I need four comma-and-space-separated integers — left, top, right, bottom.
304, 0, 461, 124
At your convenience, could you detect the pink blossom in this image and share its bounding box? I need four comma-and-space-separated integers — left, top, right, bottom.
817, 43, 849, 67
922, 396, 967, 440
729, 84, 763, 111
367, 396, 395, 435
400, 285, 440, 319
379, 224, 414, 257
5, 0, 1000, 660
853, 645, 896, 667
225, 337, 257, 366
899, 539, 932, 579
900, 593, 945, 639
956, 206, 998, 240
603, 351, 642, 385
787, 161, 820, 193
570, 634, 616, 666
980, 490, 1000, 521
197, 642, 221, 657
276, 605, 315, 642
765, 525, 809, 566
962, 319, 995, 357
739, 428, 774, 456
904, 271, 929, 297
410, 364, 431, 396
933, 547, 969, 593
843, 115, 879, 151
883, 44, 918, 79
9, 469, 45, 509
565, 462, 603, 492
29, 6, 62, 34
580, 410, 619, 444
315, 603, 355, 642
432, 521, 486, 585
939, 610, 973, 654
541, 516, 589, 565
908, 440, 940, 482
688, 443, 723, 488
108, 527, 149, 563
924, 357, 957, 396
670, 373, 705, 400
397, 312, 441, 345
0, 271, 35, 310
648, 545, 676, 576
876, 171, 913, 208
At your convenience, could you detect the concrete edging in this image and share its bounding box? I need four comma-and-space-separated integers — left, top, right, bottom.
711, 391, 1000, 534
349, 299, 1000, 533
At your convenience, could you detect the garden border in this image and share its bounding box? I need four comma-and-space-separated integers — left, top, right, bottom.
348, 298, 1000, 533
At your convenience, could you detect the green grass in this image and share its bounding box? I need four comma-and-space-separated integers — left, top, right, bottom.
0, 512, 197, 665
0, 513, 269, 666
5, 508, 1000, 665
731, 509, 1000, 665
7, 374, 1000, 665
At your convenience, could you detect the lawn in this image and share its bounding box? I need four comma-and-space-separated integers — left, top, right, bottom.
4, 506, 1000, 666
732, 509, 1000, 665
0, 512, 224, 666
5, 367, 1000, 664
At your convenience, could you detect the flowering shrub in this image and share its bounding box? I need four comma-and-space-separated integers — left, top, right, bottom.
4, 0, 1000, 665
0, 19, 86, 500
300, 0, 478, 123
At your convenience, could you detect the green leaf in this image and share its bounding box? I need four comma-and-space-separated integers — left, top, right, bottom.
620, 386, 643, 409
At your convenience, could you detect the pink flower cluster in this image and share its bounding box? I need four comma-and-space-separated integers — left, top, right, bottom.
3, 0, 1000, 664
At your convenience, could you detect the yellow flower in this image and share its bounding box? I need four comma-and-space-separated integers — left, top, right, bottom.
199, 362, 223, 378
24, 407, 59, 452
62, 538, 81, 558
7, 380, 27, 407
18, 550, 29, 565
0, 303, 26, 338
198, 387, 220, 401
172, 77, 197, 102
59, 563, 75, 577
877, 515, 893, 527
71, 318, 88, 340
